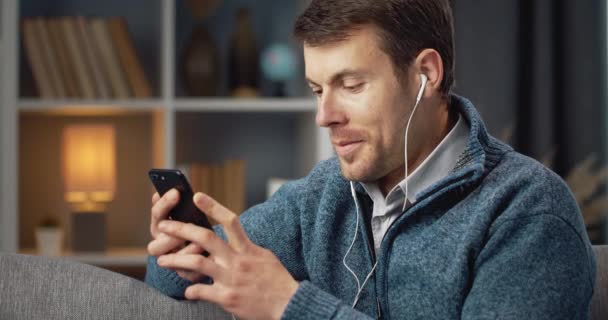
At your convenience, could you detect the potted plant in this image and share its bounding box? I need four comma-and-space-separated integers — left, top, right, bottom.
35, 216, 63, 256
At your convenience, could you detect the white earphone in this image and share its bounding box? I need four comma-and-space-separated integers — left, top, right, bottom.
344, 74, 428, 308
402, 74, 427, 211
416, 74, 428, 103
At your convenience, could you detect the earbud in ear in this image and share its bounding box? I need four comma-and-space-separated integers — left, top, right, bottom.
416, 74, 428, 103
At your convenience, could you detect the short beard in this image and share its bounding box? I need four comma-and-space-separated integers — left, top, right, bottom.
337, 155, 382, 183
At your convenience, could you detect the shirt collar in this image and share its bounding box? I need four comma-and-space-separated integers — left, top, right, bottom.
361, 113, 469, 216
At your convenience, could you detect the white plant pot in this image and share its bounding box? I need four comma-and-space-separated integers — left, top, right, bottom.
35, 227, 63, 256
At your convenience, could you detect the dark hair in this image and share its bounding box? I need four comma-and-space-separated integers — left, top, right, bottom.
293, 0, 455, 96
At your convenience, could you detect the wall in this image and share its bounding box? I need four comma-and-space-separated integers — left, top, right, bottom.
451, 0, 519, 137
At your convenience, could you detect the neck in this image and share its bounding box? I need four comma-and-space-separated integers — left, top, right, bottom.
378, 99, 456, 196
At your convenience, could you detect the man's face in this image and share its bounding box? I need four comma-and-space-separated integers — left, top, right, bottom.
304, 26, 414, 182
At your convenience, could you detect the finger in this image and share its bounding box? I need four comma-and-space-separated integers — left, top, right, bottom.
178, 242, 206, 255
176, 243, 208, 282
147, 233, 186, 256
151, 192, 160, 205
158, 241, 206, 282
150, 189, 180, 237
184, 284, 221, 304
176, 270, 205, 283
157, 253, 223, 280
193, 192, 251, 252
158, 220, 233, 260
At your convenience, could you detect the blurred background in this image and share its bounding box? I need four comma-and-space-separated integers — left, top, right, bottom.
0, 0, 606, 279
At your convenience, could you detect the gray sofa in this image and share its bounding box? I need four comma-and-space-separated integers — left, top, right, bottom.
1, 246, 607, 319
0, 253, 231, 319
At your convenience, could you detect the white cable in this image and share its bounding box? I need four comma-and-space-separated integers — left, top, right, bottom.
352, 260, 378, 308
402, 74, 427, 212
343, 182, 363, 296
345, 75, 427, 309
345, 181, 377, 308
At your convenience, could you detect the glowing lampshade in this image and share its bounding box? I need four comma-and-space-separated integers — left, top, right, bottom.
62, 124, 116, 205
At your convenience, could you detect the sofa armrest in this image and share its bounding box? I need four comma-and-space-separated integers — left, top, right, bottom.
0, 253, 231, 320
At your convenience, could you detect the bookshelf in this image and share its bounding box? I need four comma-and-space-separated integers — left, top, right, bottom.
0, 0, 332, 268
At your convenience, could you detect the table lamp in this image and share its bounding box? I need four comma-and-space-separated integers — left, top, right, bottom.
62, 124, 116, 252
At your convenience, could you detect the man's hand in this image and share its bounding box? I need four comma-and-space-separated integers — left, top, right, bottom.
156, 192, 299, 320
147, 189, 206, 282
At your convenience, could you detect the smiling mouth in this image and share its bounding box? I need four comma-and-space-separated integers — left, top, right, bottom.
334, 140, 363, 157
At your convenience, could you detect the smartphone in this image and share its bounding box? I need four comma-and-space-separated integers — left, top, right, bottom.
148, 168, 213, 229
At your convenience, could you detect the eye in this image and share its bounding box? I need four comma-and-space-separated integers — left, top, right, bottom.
343, 83, 364, 93
311, 88, 322, 97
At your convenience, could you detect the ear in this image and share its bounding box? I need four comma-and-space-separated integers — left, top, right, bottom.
413, 49, 444, 97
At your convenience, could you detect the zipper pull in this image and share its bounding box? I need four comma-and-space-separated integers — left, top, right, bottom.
376, 297, 382, 319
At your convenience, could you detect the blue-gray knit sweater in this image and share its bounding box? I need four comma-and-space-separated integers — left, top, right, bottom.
146, 95, 596, 319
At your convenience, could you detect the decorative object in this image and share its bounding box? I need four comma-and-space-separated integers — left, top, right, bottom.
181, 0, 222, 96
229, 8, 259, 97
62, 124, 116, 252
563, 155, 608, 226
35, 216, 63, 256
499, 124, 608, 228
260, 43, 298, 97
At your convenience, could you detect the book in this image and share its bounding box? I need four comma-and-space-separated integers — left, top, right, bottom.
76, 16, 111, 99
89, 18, 131, 99
211, 163, 225, 207
106, 17, 152, 98
47, 18, 80, 98
232, 159, 246, 214
223, 159, 245, 214
22, 18, 55, 98
195, 163, 212, 196
61, 17, 96, 99
33, 18, 67, 98
181, 160, 245, 222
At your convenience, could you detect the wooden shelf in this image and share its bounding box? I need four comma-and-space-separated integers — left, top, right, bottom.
174, 97, 316, 112
17, 98, 317, 113
20, 247, 148, 267
18, 98, 164, 113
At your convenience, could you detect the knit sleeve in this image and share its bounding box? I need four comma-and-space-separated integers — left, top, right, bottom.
144, 255, 194, 299
145, 169, 315, 297
281, 281, 374, 320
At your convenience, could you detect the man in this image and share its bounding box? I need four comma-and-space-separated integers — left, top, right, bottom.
145, 0, 596, 319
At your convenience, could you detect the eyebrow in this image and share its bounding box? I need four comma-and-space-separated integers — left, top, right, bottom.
306, 69, 368, 87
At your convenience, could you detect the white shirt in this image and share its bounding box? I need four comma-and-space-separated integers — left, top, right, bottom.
361, 113, 470, 253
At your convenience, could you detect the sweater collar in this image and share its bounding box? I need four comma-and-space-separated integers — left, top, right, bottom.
352, 94, 511, 196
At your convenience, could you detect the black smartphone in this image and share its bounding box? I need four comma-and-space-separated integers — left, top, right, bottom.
148, 168, 213, 229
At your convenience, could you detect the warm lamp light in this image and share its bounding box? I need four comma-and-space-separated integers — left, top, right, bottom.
62, 124, 116, 211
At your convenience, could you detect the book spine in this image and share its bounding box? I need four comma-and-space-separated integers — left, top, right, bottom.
76, 16, 111, 99
47, 18, 80, 98
22, 18, 55, 98
88, 18, 131, 99
106, 17, 152, 98
34, 17, 67, 98
61, 17, 96, 99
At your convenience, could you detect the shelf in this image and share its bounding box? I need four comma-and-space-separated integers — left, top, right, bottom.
17, 98, 318, 113
174, 98, 316, 113
18, 98, 164, 114
1, 1, 328, 254
20, 247, 148, 267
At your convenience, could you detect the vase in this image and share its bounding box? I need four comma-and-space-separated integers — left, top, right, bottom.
36, 227, 63, 256
229, 8, 260, 97
181, 23, 219, 96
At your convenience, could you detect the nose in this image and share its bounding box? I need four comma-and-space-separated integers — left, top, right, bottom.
315, 91, 346, 127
